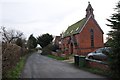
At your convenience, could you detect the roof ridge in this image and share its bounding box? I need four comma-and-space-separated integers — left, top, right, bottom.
68, 18, 85, 27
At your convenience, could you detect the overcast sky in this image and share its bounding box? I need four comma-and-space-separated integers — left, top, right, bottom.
0, 0, 119, 42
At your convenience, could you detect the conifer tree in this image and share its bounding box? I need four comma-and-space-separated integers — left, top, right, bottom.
27, 34, 37, 49
37, 33, 53, 48
107, 1, 120, 78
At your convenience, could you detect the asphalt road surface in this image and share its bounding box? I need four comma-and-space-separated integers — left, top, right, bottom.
20, 53, 106, 78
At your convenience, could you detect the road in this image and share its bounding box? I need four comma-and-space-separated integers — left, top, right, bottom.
20, 53, 106, 78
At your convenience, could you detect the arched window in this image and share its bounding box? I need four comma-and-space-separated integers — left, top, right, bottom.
90, 29, 94, 47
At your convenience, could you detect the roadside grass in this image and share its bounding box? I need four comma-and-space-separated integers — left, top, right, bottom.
6, 54, 28, 78
78, 66, 111, 77
47, 54, 68, 60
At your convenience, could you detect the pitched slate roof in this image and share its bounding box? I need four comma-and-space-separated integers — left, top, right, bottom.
63, 18, 87, 37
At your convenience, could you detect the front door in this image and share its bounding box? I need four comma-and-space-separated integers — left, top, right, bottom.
70, 43, 73, 54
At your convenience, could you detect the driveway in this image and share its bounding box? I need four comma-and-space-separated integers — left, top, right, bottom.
20, 53, 106, 78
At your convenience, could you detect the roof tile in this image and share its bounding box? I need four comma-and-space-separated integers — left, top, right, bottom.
63, 18, 87, 37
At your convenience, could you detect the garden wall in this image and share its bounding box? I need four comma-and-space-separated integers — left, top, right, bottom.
86, 59, 109, 71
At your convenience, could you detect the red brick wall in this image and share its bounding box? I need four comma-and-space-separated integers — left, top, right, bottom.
86, 60, 109, 71
79, 17, 103, 48
75, 17, 104, 55
61, 37, 70, 54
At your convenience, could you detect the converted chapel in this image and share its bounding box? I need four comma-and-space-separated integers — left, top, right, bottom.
60, 2, 104, 56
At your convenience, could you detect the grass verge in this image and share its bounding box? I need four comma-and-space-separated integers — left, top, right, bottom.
47, 54, 68, 60
78, 66, 111, 77
6, 55, 28, 78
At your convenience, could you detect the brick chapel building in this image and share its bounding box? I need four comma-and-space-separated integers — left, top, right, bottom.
60, 2, 104, 56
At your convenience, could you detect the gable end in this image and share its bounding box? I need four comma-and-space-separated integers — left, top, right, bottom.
78, 15, 104, 34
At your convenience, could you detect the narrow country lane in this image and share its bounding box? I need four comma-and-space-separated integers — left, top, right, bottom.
20, 53, 106, 78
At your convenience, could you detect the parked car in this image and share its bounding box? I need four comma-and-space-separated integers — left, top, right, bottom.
86, 47, 111, 61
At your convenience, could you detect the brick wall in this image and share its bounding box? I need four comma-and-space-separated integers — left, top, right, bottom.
86, 59, 109, 71
75, 17, 104, 55
78, 17, 104, 48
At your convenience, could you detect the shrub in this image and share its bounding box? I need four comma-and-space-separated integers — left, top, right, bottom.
41, 47, 52, 55
2, 43, 28, 77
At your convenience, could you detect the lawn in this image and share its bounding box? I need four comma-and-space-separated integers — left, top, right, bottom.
47, 54, 68, 60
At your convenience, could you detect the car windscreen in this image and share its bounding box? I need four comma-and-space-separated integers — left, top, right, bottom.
95, 47, 110, 54
95, 48, 105, 53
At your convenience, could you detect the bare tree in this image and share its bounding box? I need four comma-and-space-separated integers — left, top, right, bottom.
1, 26, 23, 43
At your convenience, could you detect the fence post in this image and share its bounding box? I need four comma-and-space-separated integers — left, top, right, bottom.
74, 55, 79, 66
